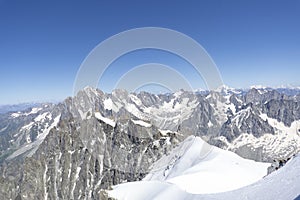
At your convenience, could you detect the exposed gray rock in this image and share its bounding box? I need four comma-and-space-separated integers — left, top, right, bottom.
219, 104, 275, 142
262, 99, 300, 126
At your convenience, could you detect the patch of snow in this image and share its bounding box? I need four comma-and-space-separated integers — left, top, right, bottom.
126, 103, 149, 120
90, 139, 96, 146
26, 134, 32, 143
68, 150, 75, 155
11, 112, 21, 118
215, 136, 230, 146
84, 86, 99, 97
205, 94, 212, 99
131, 119, 152, 127
208, 120, 213, 128
103, 98, 113, 110
34, 112, 50, 122
71, 166, 82, 199
20, 122, 35, 132
173, 90, 183, 98
75, 166, 81, 179
78, 108, 92, 120
78, 109, 85, 120
232, 106, 251, 127
159, 129, 174, 136
95, 112, 116, 127
236, 98, 243, 105
227, 103, 236, 114
24, 107, 42, 116
129, 94, 143, 107
165, 137, 171, 145
250, 85, 267, 89
153, 140, 160, 147
44, 164, 48, 200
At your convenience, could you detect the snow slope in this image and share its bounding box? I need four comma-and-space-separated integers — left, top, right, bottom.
108, 136, 271, 199
95, 112, 116, 127
202, 154, 300, 200
131, 119, 152, 127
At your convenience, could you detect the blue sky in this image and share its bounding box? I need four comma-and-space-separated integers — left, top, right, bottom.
0, 0, 299, 104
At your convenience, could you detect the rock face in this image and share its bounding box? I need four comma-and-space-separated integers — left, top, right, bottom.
0, 86, 300, 199
0, 88, 182, 199
219, 104, 275, 142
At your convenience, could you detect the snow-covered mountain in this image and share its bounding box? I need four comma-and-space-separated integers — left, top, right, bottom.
108, 150, 300, 200
145, 136, 269, 194
0, 86, 300, 199
115, 136, 269, 195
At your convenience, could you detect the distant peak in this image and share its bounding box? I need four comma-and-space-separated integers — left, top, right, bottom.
250, 85, 268, 89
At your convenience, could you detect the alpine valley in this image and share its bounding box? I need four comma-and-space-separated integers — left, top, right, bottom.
0, 86, 300, 200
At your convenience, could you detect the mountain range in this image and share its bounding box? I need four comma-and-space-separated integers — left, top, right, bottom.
0, 86, 300, 199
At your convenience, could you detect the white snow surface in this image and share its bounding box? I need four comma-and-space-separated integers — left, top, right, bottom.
34, 112, 51, 122
103, 98, 120, 112
131, 119, 152, 128
202, 154, 300, 200
108, 136, 271, 199
95, 112, 116, 127
159, 129, 175, 136
207, 120, 213, 127
103, 98, 113, 110
24, 107, 43, 116
11, 112, 21, 118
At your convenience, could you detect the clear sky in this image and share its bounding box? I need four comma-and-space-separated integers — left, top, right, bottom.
0, 0, 299, 104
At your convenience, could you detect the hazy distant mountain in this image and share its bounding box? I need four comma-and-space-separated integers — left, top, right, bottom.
0, 103, 42, 114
